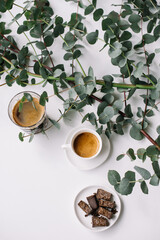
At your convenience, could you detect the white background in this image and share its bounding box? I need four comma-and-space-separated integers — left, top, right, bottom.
0, 1, 160, 240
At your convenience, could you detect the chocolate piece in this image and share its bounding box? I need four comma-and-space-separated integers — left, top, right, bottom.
87, 194, 98, 210
112, 208, 118, 214
92, 216, 109, 227
97, 207, 113, 219
105, 207, 118, 214
78, 200, 92, 215
96, 189, 112, 201
99, 199, 115, 208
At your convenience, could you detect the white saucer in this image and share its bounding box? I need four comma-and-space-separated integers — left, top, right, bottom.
74, 185, 121, 232
62, 126, 110, 170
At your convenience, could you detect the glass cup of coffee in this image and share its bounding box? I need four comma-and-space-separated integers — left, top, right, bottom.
62, 128, 102, 160
8, 91, 48, 133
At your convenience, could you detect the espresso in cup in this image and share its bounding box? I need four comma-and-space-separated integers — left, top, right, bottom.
12, 98, 45, 127
8, 91, 48, 133
73, 132, 100, 158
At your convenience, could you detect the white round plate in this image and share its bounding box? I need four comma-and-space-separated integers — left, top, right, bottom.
74, 185, 121, 232
62, 126, 110, 170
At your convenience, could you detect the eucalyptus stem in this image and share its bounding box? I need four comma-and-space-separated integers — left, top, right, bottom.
1, 56, 157, 89
140, 130, 160, 151
60, 35, 87, 76
75, 58, 86, 77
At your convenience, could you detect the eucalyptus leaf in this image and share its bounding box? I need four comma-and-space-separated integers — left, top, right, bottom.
134, 166, 151, 180
108, 170, 121, 185
141, 181, 148, 194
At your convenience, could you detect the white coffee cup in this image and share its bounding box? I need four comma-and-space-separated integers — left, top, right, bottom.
62, 128, 102, 160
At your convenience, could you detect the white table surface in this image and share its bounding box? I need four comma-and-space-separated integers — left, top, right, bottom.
0, 1, 160, 240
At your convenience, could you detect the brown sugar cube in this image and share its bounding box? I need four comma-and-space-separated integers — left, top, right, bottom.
78, 200, 92, 215
96, 189, 112, 201
92, 216, 109, 227
99, 199, 116, 209
97, 207, 113, 219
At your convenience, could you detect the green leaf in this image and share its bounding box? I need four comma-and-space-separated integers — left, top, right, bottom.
73, 50, 81, 59
93, 8, 104, 21
40, 67, 48, 79
143, 34, 155, 44
134, 166, 151, 180
125, 104, 133, 118
92, 0, 97, 7
154, 25, 160, 40
133, 62, 144, 78
147, 20, 155, 33
55, 16, 63, 25
18, 46, 28, 66
108, 170, 121, 185
48, 118, 60, 129
147, 53, 155, 65
120, 31, 132, 41
155, 48, 160, 53
118, 19, 130, 30
99, 106, 114, 124
86, 30, 99, 45
29, 133, 34, 143
104, 31, 109, 43
88, 112, 97, 126
116, 154, 125, 161
96, 126, 103, 135
130, 23, 140, 33
128, 14, 141, 23
127, 148, 136, 160
152, 161, 160, 178
113, 100, 123, 110
150, 175, 159, 186
53, 80, 58, 95
23, 93, 33, 102
108, 11, 119, 23
137, 148, 146, 161
97, 102, 108, 116
82, 113, 89, 123
146, 145, 159, 157
19, 102, 23, 112
140, 181, 148, 194
6, 0, 14, 10
36, 41, 45, 50
44, 35, 54, 47
109, 41, 122, 58
125, 171, 136, 187
17, 25, 28, 34
39, 91, 48, 106
103, 75, 113, 90
30, 23, 42, 38
19, 132, 24, 142
119, 177, 133, 195
84, 5, 94, 15
64, 53, 73, 61
54, 24, 64, 37
156, 126, 160, 134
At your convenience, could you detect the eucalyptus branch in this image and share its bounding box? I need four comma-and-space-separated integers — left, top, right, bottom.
8, 10, 42, 67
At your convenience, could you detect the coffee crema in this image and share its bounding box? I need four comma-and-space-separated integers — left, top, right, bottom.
73, 132, 100, 158
12, 98, 45, 127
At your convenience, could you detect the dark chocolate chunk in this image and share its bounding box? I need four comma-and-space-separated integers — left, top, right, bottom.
96, 189, 112, 201
97, 207, 113, 219
92, 216, 109, 227
78, 200, 92, 215
99, 199, 115, 208
87, 194, 98, 210
112, 208, 118, 214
